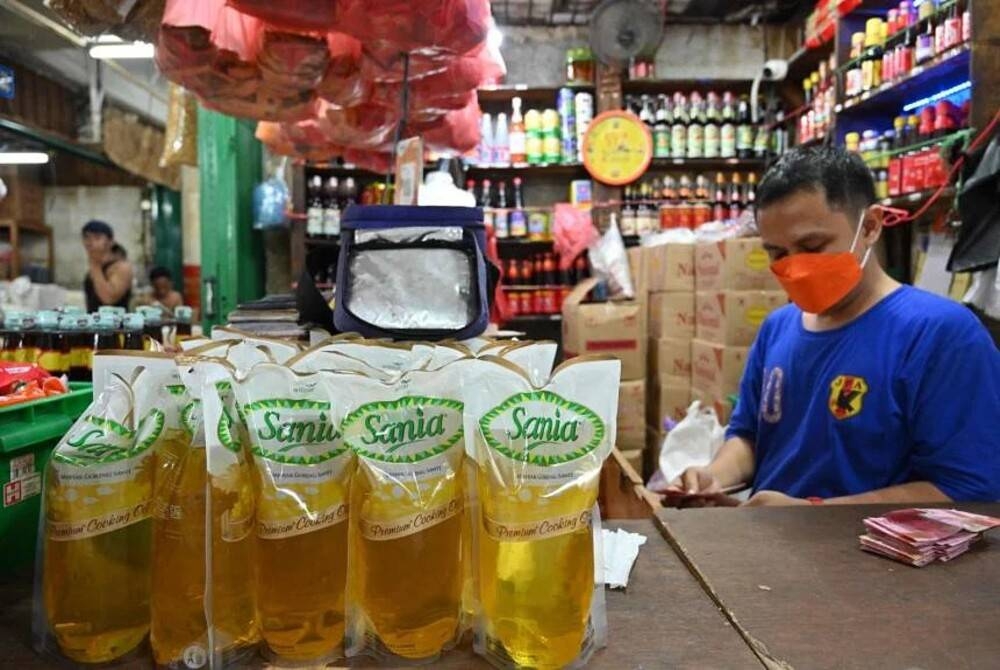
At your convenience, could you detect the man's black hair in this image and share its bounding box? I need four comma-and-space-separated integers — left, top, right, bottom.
149, 266, 172, 283
111, 243, 127, 259
757, 146, 876, 222
81, 219, 114, 238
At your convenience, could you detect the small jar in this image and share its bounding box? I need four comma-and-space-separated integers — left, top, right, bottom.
566, 47, 595, 85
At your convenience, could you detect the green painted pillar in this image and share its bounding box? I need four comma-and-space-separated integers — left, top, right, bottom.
197, 108, 264, 330
151, 185, 183, 292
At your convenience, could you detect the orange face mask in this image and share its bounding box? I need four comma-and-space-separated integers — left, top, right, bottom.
769, 213, 873, 315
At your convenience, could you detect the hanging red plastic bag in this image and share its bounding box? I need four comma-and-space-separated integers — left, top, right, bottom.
257, 30, 329, 91
359, 52, 450, 84
337, 0, 490, 57
343, 148, 393, 175
317, 101, 398, 149
413, 100, 481, 154
157, 0, 223, 88
316, 33, 366, 107
228, 0, 337, 32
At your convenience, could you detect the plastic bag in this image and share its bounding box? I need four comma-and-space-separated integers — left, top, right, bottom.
657, 401, 725, 484
34, 367, 164, 665
317, 101, 397, 150
462, 356, 620, 669
337, 0, 490, 59
588, 215, 635, 299
340, 361, 470, 663
228, 0, 337, 32
553, 204, 600, 269
156, 0, 224, 88
160, 84, 198, 168
150, 360, 257, 669
46, 0, 139, 35
252, 158, 289, 230
235, 363, 356, 664
257, 29, 329, 91
317, 32, 366, 107
414, 100, 481, 154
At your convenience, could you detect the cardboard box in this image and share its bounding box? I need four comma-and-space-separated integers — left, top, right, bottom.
649, 336, 691, 385
641, 243, 696, 293
562, 278, 646, 380
627, 246, 647, 298
695, 290, 787, 346
695, 237, 780, 291
647, 380, 691, 431
616, 379, 646, 450
690, 339, 749, 398
648, 291, 695, 339
690, 386, 735, 425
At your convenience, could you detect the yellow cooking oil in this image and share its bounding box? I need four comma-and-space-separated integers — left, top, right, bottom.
241, 390, 353, 663
474, 384, 611, 669
43, 407, 161, 664
342, 393, 467, 660
150, 401, 256, 668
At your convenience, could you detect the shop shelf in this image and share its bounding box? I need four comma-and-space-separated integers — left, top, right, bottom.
837, 43, 971, 116
465, 163, 589, 177
621, 78, 753, 96
647, 157, 766, 170
477, 84, 595, 107
304, 236, 341, 247
1, 382, 92, 574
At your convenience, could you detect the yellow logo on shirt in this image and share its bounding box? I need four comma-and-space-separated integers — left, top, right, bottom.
828, 375, 869, 420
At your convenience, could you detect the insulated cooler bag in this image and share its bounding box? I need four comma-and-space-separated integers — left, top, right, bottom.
334, 205, 490, 339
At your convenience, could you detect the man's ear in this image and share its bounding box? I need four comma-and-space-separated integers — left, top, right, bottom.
863, 206, 884, 246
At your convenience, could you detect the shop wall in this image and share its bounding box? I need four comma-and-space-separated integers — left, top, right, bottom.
41, 186, 144, 290
501, 23, 769, 86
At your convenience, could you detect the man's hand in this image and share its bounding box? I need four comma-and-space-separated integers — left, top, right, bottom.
672, 466, 722, 495
743, 490, 811, 507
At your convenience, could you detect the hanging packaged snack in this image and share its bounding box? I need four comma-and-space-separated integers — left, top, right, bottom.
340, 362, 470, 662
150, 360, 258, 669
235, 363, 356, 664
160, 83, 199, 168
317, 32, 367, 108
156, 0, 224, 89
464, 356, 621, 669
35, 365, 166, 665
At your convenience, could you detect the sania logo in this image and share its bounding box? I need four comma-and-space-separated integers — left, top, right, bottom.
244, 398, 346, 464
54, 413, 162, 467
480, 391, 604, 466
342, 396, 463, 463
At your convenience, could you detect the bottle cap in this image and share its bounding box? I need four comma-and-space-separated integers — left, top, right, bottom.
36, 310, 61, 328
123, 313, 145, 330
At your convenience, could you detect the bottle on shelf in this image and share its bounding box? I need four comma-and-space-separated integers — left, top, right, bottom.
306, 175, 324, 238
753, 103, 771, 159
720, 91, 737, 159
466, 179, 477, 200
712, 172, 727, 222
521, 257, 535, 286
639, 95, 655, 128
671, 92, 689, 159
510, 177, 528, 239
636, 183, 654, 235
479, 179, 495, 232
510, 97, 526, 165
342, 177, 358, 209
735, 96, 753, 159
494, 112, 510, 167
620, 186, 638, 236
494, 181, 510, 239
525, 108, 543, 165
479, 113, 494, 166
745, 173, 758, 219
772, 108, 788, 157
686, 92, 705, 159
728, 172, 744, 220
122, 313, 145, 351
915, 16, 935, 64
543, 253, 557, 286
704, 91, 720, 159
654, 94, 671, 159
322, 176, 341, 238
861, 18, 885, 93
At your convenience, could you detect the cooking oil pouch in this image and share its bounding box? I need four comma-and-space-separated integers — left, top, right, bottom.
340, 360, 470, 663
478, 340, 558, 387
209, 327, 302, 363
234, 363, 356, 664
149, 361, 258, 669
34, 367, 164, 666
290, 339, 468, 378
464, 356, 620, 670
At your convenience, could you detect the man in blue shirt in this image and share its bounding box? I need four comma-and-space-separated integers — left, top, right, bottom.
675, 146, 1000, 505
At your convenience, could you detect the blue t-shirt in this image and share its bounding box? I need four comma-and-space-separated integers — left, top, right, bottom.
727, 285, 1000, 501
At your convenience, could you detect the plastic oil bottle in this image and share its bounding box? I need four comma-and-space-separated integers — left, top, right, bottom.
42, 376, 154, 663
150, 372, 257, 669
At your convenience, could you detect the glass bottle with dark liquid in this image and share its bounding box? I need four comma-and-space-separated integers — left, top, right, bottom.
137, 307, 164, 346
36, 310, 69, 377
18, 313, 41, 365
60, 315, 90, 382
174, 306, 193, 340
94, 314, 121, 353
1, 312, 23, 362
122, 313, 145, 351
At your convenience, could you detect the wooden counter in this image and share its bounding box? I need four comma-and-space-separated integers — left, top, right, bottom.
656, 504, 1000, 670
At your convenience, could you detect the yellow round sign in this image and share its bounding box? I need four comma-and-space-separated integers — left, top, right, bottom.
582, 110, 653, 186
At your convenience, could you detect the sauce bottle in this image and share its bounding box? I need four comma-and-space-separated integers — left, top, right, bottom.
174, 306, 194, 338
94, 313, 120, 353
122, 313, 145, 351
36, 310, 68, 377
18, 312, 41, 365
